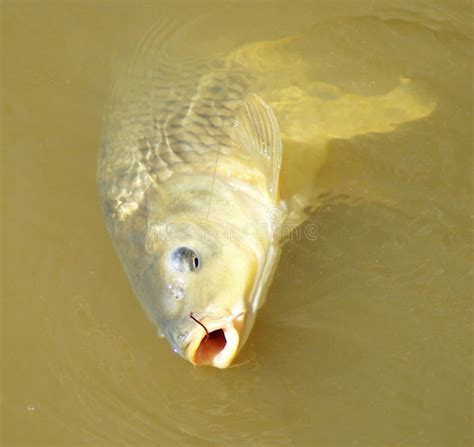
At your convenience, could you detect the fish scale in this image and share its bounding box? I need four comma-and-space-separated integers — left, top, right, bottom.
99, 57, 258, 221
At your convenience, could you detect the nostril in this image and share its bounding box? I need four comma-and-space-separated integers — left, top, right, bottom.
194, 329, 227, 365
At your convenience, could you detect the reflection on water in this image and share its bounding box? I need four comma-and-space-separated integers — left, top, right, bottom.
2, 1, 472, 446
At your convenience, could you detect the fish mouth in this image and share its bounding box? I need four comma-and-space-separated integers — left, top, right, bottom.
186, 316, 243, 369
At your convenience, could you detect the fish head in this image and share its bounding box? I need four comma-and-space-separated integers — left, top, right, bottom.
138, 218, 268, 368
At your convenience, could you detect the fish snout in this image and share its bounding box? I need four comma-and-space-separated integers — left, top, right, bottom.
186, 315, 243, 368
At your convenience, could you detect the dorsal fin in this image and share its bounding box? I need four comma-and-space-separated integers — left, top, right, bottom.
232, 94, 282, 201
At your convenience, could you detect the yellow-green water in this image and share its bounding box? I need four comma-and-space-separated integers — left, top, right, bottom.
2, 1, 472, 446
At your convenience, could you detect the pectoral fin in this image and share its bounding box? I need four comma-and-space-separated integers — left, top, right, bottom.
232, 94, 282, 201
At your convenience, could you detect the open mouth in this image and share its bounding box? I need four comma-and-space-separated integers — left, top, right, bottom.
186, 319, 241, 369
195, 329, 227, 363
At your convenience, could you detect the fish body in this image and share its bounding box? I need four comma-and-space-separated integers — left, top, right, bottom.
98, 24, 435, 368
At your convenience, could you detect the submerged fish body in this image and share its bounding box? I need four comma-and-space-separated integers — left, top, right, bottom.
98, 23, 435, 368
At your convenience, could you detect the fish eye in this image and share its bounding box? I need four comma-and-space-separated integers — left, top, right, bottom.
170, 246, 200, 272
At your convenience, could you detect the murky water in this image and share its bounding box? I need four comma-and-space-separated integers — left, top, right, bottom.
2, 1, 472, 446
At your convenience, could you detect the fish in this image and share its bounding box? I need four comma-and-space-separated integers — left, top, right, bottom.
97, 21, 435, 368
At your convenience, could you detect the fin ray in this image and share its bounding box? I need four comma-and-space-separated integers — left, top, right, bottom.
232, 94, 282, 201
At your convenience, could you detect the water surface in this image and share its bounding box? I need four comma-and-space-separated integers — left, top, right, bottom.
2, 1, 472, 446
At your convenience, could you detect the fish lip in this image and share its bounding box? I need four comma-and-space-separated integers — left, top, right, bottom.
185, 316, 243, 369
